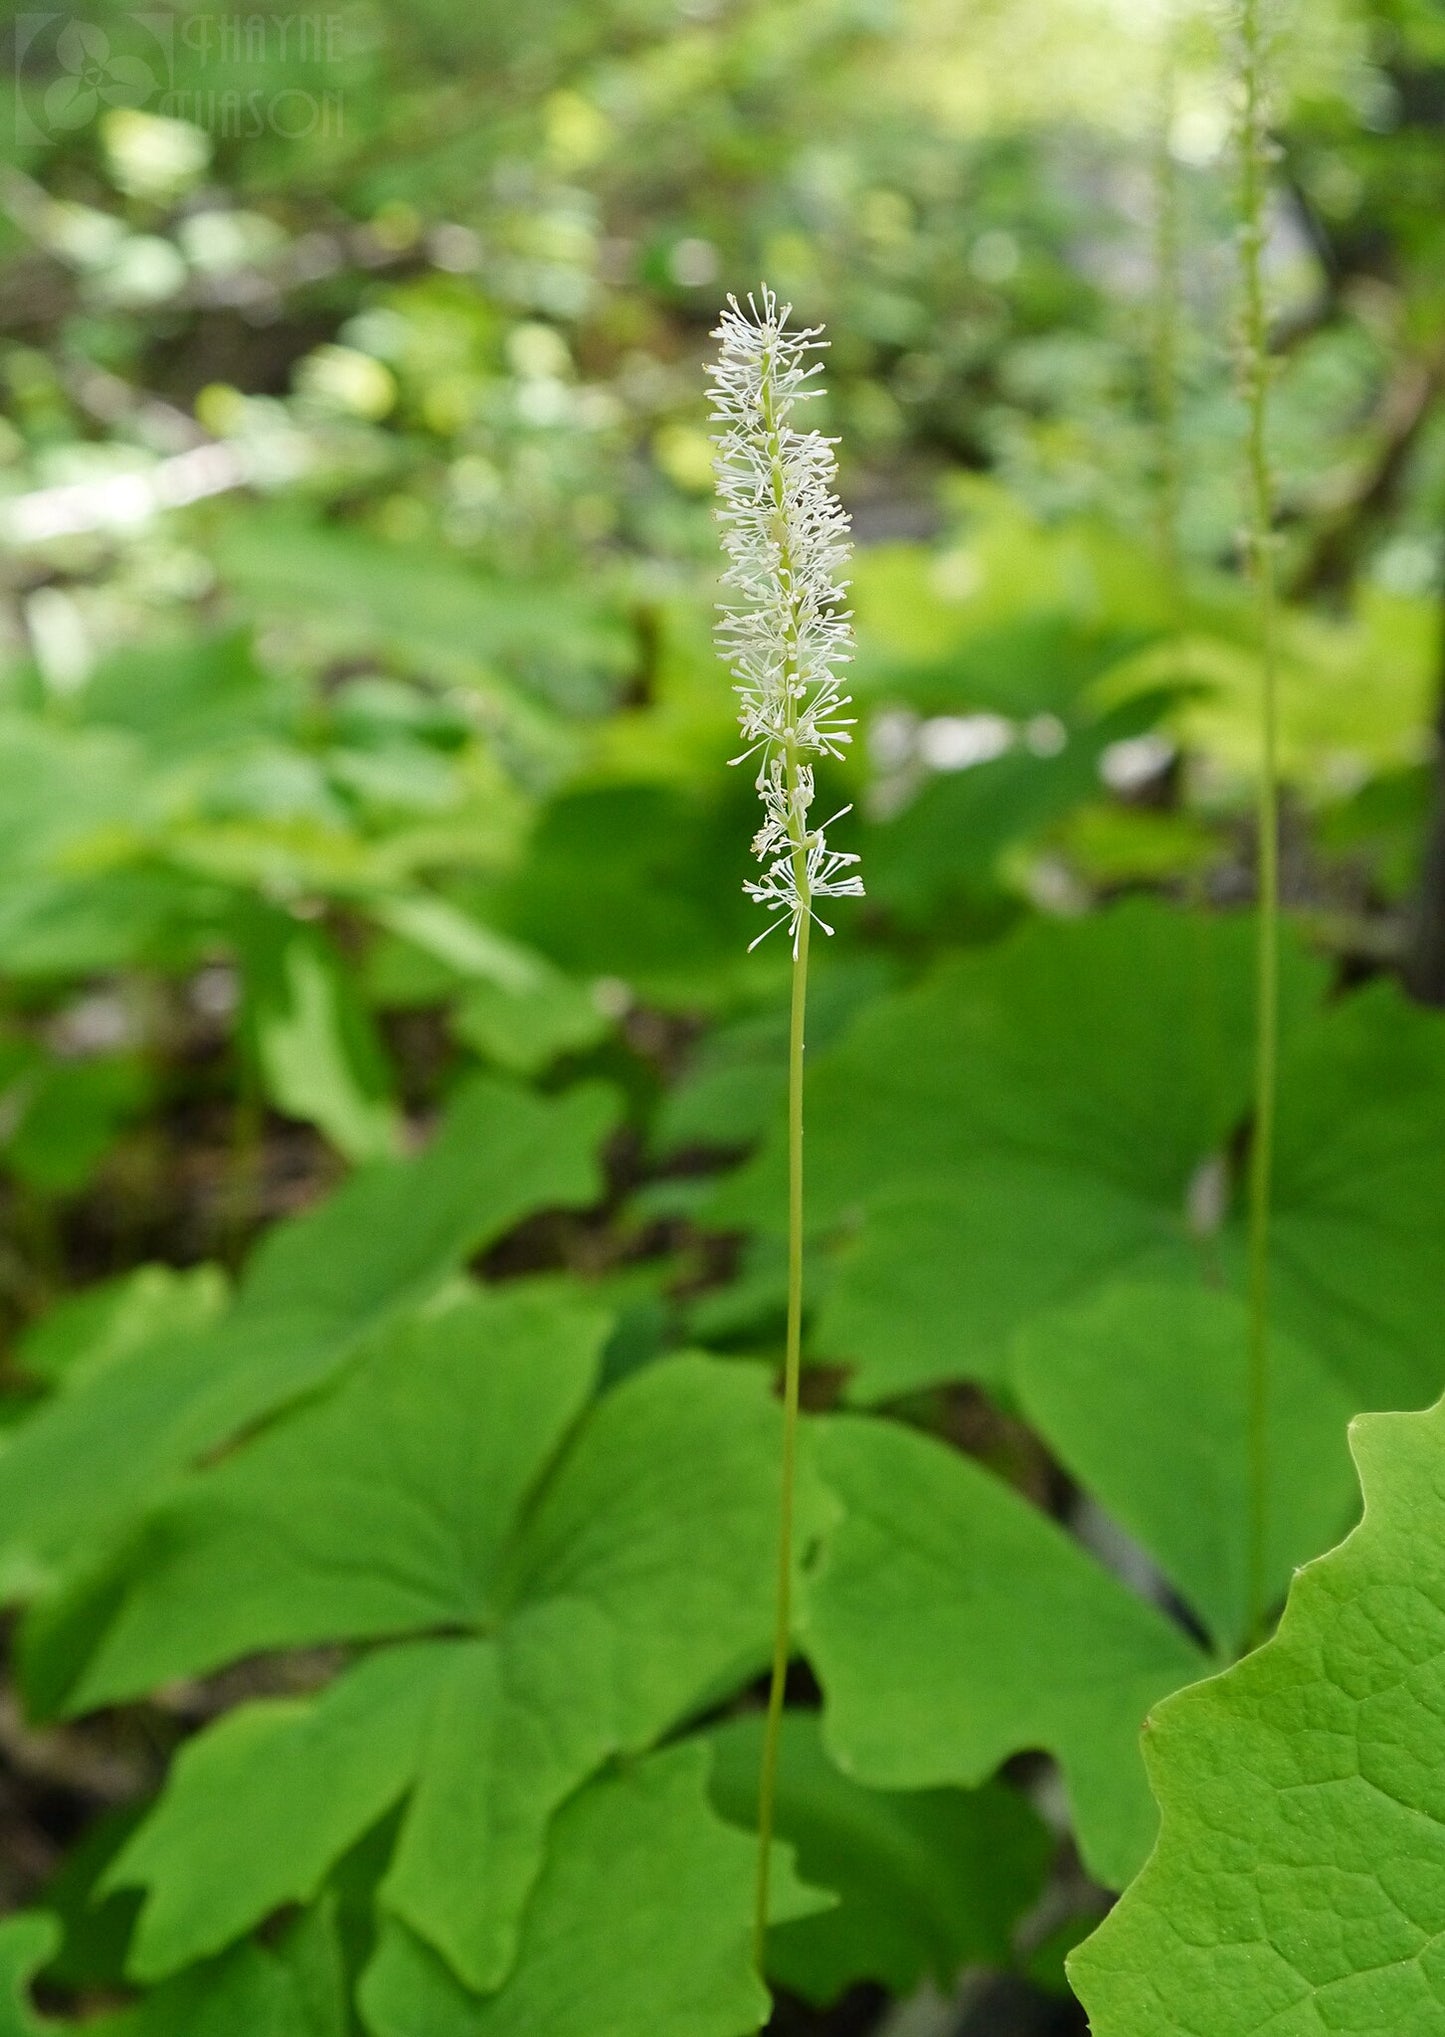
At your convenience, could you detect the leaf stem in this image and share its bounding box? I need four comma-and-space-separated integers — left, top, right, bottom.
1239, 0, 1279, 1648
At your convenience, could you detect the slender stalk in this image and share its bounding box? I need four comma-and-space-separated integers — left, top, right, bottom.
752, 368, 814, 1969
753, 859, 809, 1968
706, 291, 861, 1978
1238, 0, 1279, 1647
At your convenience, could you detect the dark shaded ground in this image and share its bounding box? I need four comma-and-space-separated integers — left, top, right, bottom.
766, 1976, 1088, 2036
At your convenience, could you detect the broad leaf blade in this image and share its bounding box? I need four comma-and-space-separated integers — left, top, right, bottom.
14, 1265, 227, 1397
0, 1915, 63, 2036
1012, 1281, 1358, 1654
818, 1166, 1185, 1397
381, 1606, 620, 1992
102, 1936, 336, 2037
63, 1292, 608, 1705
509, 1354, 834, 1745
236, 907, 399, 1163
1069, 1394, 1445, 2035
1271, 979, 1445, 1406
0, 1076, 615, 1578
359, 1743, 827, 2037
804, 1416, 1206, 1888
707, 1711, 1052, 2004
714, 904, 1274, 1233
108, 1642, 453, 1980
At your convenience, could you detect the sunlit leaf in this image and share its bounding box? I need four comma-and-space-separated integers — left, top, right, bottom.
803, 1414, 1206, 1887
358, 1744, 827, 2037
1070, 1393, 1445, 2034
1012, 1281, 1358, 1655
707, 1710, 1051, 2003
236, 906, 400, 1163
0, 1077, 616, 1580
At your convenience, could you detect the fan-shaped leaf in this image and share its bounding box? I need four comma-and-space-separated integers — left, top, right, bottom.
1012, 1281, 1358, 1654
0, 1075, 616, 1578
358, 1744, 828, 2037
707, 1710, 1051, 2003
65, 1293, 607, 1701
803, 1415, 1206, 1887
91, 1346, 818, 1995
1069, 1393, 1445, 2035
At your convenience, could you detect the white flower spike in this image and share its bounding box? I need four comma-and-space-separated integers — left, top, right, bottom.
708, 286, 863, 956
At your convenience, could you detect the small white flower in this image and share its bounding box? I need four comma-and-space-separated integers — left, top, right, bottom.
708, 286, 863, 955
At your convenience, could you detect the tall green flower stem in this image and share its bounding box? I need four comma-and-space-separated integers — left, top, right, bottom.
1238, 0, 1280, 1647
751, 367, 812, 1966
755, 868, 810, 1964
707, 290, 863, 1976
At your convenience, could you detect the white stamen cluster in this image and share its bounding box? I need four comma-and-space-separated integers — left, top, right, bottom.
708, 287, 863, 954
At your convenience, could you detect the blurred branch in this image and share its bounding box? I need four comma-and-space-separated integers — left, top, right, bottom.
1, 441, 257, 546
0, 1689, 148, 1804
60, 361, 210, 454
0, 163, 425, 328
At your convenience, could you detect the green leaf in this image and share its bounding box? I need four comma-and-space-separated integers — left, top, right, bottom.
509, 1352, 834, 1746
1012, 1282, 1359, 1655
14, 1265, 228, 1395
2, 1055, 152, 1196
713, 902, 1445, 1413
496, 781, 758, 992
108, 1621, 618, 1993
80, 633, 277, 758
238, 1078, 611, 1341
452, 973, 607, 1075
654, 964, 893, 1159
370, 894, 560, 998
379, 1607, 618, 1990
65, 1291, 608, 1701
0, 870, 210, 979
0, 1917, 312, 2037
273, 1903, 348, 2037
857, 612, 1158, 720
0, 1915, 63, 2035
85, 1350, 807, 1993
816, 1165, 1189, 1397
214, 512, 626, 721
711, 903, 1278, 1399
34, 1802, 146, 1991
0, 717, 146, 881
1269, 978, 1445, 1407
1069, 1393, 1445, 2035
237, 907, 400, 1163
107, 1642, 457, 1980
707, 1711, 1052, 2004
357, 1743, 827, 2037
0, 1075, 615, 1578
103, 1935, 336, 2037
803, 1415, 1207, 1888
865, 688, 1176, 923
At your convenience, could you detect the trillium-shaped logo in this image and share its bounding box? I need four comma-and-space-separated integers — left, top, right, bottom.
43, 20, 156, 129
14, 14, 173, 143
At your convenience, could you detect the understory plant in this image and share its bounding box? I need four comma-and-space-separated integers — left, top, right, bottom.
1067, 2, 1445, 2024
707, 288, 863, 1957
